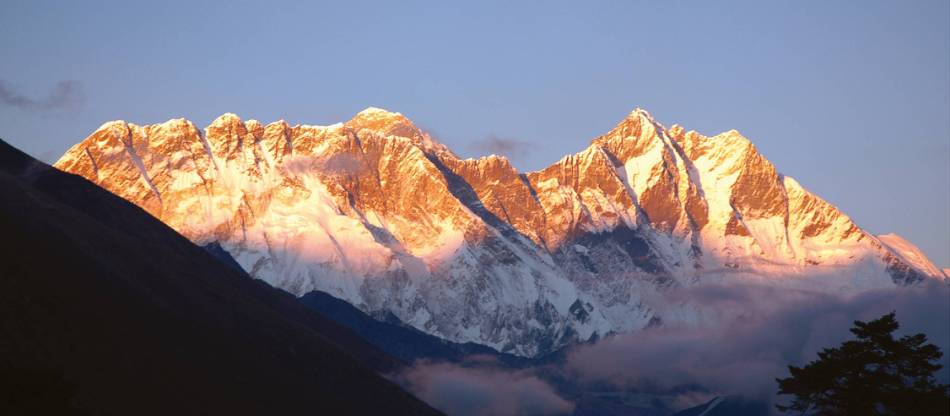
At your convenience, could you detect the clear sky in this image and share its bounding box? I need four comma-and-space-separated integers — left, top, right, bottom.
1, 1, 947, 266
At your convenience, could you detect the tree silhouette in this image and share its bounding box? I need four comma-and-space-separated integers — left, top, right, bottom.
776, 312, 949, 415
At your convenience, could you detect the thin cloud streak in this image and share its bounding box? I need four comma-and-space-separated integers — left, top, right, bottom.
0, 79, 86, 112
397, 357, 574, 416
469, 135, 532, 159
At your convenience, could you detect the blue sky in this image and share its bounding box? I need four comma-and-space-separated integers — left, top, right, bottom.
1, 0, 947, 266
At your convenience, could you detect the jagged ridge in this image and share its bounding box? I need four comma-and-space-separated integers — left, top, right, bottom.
54, 107, 947, 356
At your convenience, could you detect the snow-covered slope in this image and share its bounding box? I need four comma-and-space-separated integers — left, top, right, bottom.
877, 234, 947, 279
54, 107, 947, 356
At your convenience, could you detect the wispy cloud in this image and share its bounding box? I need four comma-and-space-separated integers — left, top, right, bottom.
564, 281, 950, 410
395, 280, 949, 415
283, 153, 366, 176
469, 135, 531, 159
397, 356, 574, 416
0, 79, 86, 112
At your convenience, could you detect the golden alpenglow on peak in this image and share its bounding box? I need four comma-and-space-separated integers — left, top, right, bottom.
54, 106, 948, 357
7, 4, 948, 415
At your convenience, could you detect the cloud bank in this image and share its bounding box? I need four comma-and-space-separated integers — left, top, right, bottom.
398, 358, 574, 416
0, 79, 85, 112
565, 280, 950, 411
399, 280, 949, 415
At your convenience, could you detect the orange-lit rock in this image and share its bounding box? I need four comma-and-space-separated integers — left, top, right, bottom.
55, 107, 948, 357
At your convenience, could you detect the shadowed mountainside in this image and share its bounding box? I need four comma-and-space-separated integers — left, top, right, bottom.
0, 138, 441, 415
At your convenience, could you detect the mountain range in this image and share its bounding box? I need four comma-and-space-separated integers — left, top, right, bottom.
53, 107, 948, 357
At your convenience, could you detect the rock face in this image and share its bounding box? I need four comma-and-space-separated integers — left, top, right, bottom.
55, 107, 948, 357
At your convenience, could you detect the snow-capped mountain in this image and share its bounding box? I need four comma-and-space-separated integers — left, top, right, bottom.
54, 107, 947, 356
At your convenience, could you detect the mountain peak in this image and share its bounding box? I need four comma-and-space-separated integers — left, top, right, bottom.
720, 128, 745, 139
587, 107, 666, 157
53, 105, 946, 357
95, 120, 129, 132
610, 107, 659, 131
345, 107, 453, 155
356, 106, 402, 117
210, 112, 244, 127
628, 107, 655, 121
346, 107, 415, 131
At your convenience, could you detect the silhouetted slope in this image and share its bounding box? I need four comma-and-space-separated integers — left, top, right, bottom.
0, 139, 440, 415
200, 241, 535, 367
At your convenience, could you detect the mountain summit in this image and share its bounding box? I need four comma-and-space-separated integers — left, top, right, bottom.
54, 107, 947, 357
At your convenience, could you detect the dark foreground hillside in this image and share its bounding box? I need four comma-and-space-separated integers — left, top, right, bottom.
0, 139, 441, 415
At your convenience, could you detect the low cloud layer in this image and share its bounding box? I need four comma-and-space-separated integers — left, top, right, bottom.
398, 280, 949, 415
0, 79, 85, 112
398, 358, 574, 416
469, 135, 531, 159
566, 281, 950, 410
283, 153, 365, 176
